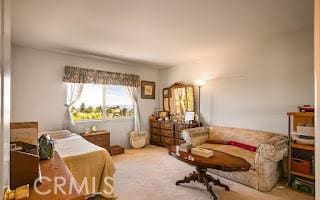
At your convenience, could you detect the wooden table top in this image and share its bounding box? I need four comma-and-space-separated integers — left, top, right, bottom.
168, 145, 250, 172
28, 152, 85, 200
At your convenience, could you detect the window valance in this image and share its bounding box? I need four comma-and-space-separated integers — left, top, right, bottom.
63, 66, 140, 87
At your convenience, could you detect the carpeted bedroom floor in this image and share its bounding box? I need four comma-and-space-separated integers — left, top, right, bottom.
112, 145, 314, 200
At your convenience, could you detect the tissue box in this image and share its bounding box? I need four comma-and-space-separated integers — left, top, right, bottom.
191, 148, 213, 158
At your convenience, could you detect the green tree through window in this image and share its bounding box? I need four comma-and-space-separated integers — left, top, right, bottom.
67, 84, 134, 121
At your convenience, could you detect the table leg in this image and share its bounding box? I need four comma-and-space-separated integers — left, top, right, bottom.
176, 166, 229, 199
202, 175, 218, 200
206, 175, 230, 191
176, 171, 198, 185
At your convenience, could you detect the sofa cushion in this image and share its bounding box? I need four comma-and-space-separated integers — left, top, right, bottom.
209, 126, 275, 147
198, 143, 256, 170
228, 141, 257, 152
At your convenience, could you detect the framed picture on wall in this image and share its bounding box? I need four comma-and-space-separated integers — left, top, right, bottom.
141, 81, 155, 99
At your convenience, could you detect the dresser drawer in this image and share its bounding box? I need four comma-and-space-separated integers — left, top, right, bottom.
175, 124, 187, 131
151, 121, 160, 128
161, 136, 175, 145
175, 131, 183, 139
152, 128, 160, 135
161, 122, 174, 130
175, 123, 198, 131
151, 134, 161, 143
161, 129, 174, 137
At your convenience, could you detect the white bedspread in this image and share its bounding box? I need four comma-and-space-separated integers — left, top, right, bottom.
55, 134, 116, 198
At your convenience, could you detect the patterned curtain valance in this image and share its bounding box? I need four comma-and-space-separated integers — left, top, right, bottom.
63, 66, 140, 87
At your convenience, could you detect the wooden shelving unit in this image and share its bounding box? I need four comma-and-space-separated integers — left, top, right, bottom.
291, 143, 314, 151
291, 171, 315, 180
287, 112, 315, 195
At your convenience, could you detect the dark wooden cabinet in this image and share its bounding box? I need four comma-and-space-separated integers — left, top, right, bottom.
81, 131, 110, 149
150, 119, 200, 146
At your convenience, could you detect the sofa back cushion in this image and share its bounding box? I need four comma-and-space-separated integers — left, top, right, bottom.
209, 126, 275, 148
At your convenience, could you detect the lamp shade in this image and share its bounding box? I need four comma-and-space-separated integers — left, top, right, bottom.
194, 80, 206, 86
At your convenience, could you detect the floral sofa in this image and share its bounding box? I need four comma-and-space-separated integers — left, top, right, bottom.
182, 126, 288, 192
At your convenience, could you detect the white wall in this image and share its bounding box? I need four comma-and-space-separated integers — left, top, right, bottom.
160, 28, 314, 134
12, 45, 160, 148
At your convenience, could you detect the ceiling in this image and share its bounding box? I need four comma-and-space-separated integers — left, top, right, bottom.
11, 0, 313, 68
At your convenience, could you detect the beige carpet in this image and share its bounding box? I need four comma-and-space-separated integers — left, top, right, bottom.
112, 145, 314, 200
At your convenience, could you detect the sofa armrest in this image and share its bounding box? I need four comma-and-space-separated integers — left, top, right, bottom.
181, 127, 209, 147
257, 135, 288, 162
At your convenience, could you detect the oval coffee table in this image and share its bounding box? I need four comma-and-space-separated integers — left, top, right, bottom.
168, 145, 250, 200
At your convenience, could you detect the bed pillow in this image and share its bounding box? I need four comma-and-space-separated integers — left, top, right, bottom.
41, 130, 72, 140
227, 141, 257, 152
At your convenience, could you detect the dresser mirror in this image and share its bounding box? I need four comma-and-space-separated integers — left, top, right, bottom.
163, 83, 195, 117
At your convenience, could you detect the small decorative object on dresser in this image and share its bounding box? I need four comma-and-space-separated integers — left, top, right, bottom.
184, 111, 195, 123
81, 130, 110, 149
158, 111, 168, 119
90, 125, 98, 132
141, 80, 155, 99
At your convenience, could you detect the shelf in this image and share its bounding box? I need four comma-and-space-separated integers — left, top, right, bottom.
291, 171, 315, 180
287, 112, 314, 117
291, 143, 314, 151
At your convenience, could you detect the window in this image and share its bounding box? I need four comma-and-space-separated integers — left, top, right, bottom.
67, 84, 133, 121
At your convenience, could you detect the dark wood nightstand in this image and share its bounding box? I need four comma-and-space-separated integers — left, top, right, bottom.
81, 130, 110, 149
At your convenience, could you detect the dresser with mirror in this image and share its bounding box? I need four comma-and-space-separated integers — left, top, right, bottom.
150, 82, 200, 146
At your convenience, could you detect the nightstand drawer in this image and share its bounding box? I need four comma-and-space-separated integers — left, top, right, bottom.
82, 131, 110, 147
84, 134, 106, 142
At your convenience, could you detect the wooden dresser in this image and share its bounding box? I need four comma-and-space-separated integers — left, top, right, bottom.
150, 119, 200, 146
81, 130, 110, 149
